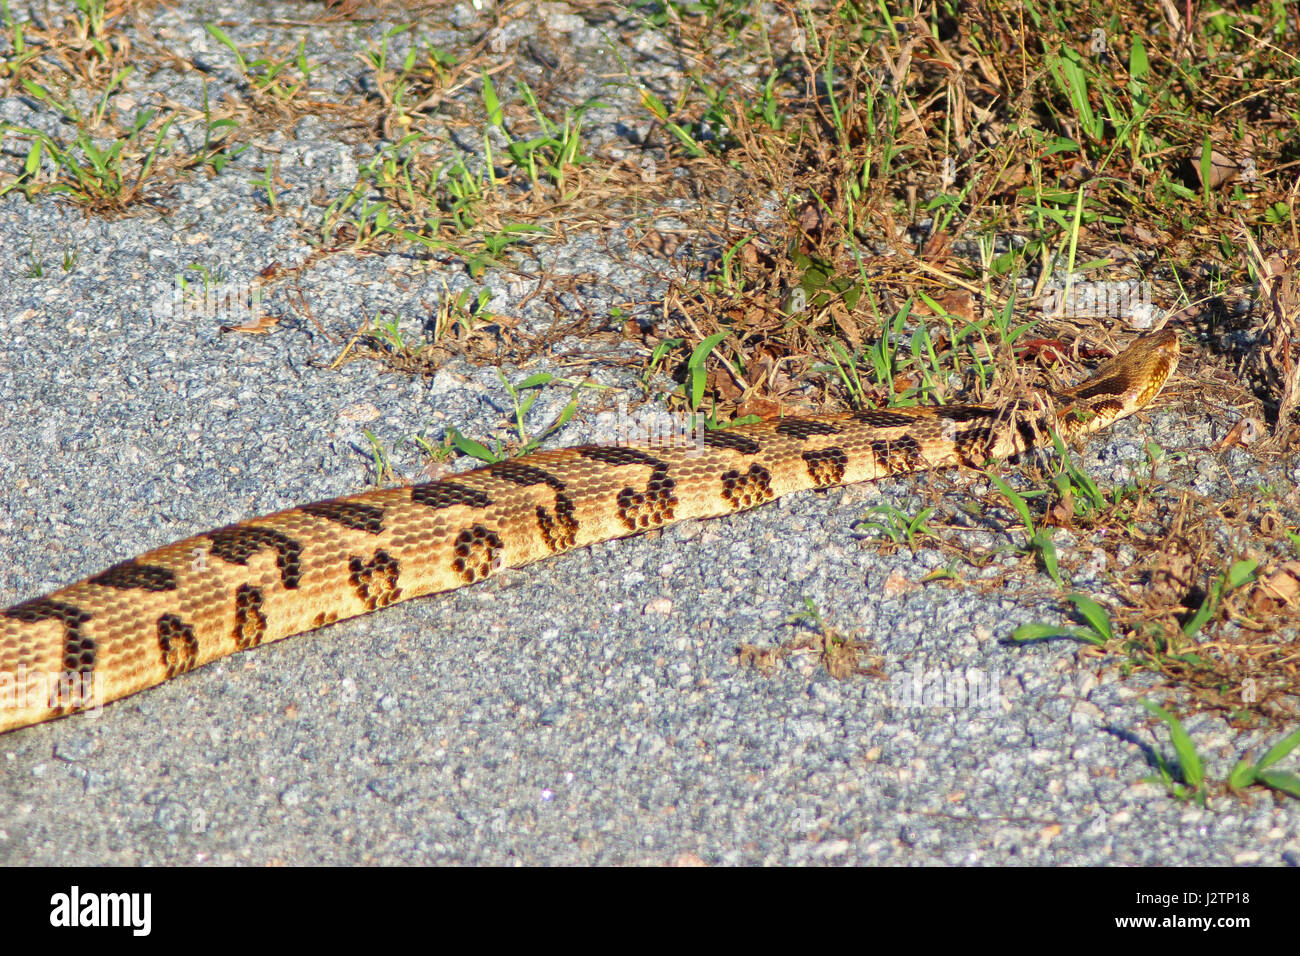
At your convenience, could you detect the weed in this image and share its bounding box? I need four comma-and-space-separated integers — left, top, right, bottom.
1012, 593, 1115, 647
1141, 700, 1208, 806
361, 429, 396, 488
448, 372, 599, 465
987, 471, 1064, 588
1181, 559, 1258, 640
204, 25, 319, 105
1228, 727, 1300, 799
854, 503, 936, 551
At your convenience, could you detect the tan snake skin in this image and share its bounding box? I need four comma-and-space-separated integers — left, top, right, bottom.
0, 330, 1178, 733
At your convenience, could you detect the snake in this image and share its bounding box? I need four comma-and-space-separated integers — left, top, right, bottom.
0, 329, 1178, 733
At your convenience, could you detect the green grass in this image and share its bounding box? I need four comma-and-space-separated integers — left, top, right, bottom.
1143, 704, 1300, 803
986, 470, 1065, 588
334, 290, 493, 374
854, 503, 937, 551
1012, 592, 1115, 647
203, 24, 321, 106
448, 372, 599, 464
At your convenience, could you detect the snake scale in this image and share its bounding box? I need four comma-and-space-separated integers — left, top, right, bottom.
0, 329, 1178, 733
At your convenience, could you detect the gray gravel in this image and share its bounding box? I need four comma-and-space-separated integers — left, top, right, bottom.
0, 1, 1297, 866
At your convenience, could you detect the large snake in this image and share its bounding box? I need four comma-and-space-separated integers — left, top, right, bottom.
0, 329, 1178, 733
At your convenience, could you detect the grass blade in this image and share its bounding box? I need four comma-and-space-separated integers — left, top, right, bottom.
1066, 593, 1114, 642
1142, 700, 1204, 791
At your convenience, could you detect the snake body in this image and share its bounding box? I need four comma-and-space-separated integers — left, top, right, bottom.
0, 330, 1178, 733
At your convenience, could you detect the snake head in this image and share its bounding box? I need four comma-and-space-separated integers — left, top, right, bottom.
1064, 328, 1179, 413
1054, 329, 1179, 437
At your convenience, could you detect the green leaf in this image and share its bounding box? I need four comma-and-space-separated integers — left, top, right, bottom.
1256, 769, 1300, 798
687, 331, 729, 411
1225, 559, 1258, 591
1228, 757, 1257, 790
987, 472, 1033, 532
1142, 700, 1204, 790
1010, 622, 1065, 642
24, 137, 42, 176
1182, 590, 1216, 639
1041, 137, 1081, 156
204, 22, 243, 67
1257, 726, 1300, 770
1199, 135, 1214, 202
1009, 622, 1103, 645
548, 396, 579, 436
1067, 593, 1114, 641
447, 426, 499, 464
1034, 530, 1062, 587
1129, 35, 1149, 83
481, 69, 503, 128
20, 78, 50, 101
639, 87, 669, 122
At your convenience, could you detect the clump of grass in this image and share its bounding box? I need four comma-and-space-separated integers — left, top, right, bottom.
738, 598, 885, 680
447, 371, 600, 464
1142, 702, 1300, 803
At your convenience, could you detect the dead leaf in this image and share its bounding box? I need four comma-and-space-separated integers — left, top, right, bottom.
736, 396, 782, 419
1246, 562, 1300, 617
220, 314, 282, 334
881, 568, 919, 598
1216, 417, 1261, 450
1196, 148, 1242, 190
